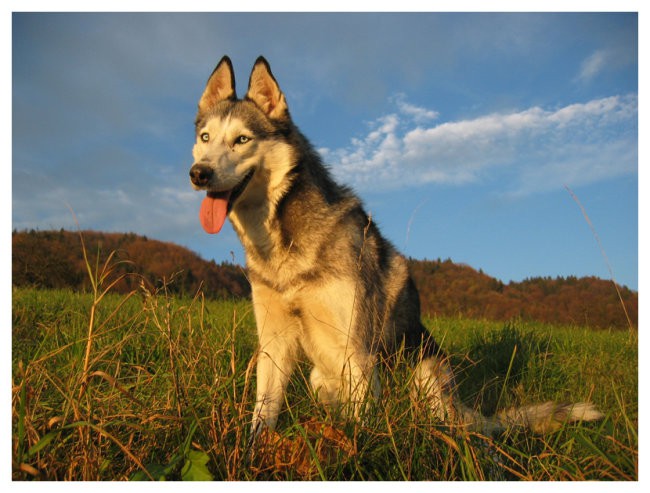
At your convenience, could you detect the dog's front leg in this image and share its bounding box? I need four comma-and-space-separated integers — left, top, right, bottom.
250, 346, 296, 439
248, 284, 300, 447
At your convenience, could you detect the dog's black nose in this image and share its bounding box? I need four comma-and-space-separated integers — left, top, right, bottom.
190, 164, 213, 187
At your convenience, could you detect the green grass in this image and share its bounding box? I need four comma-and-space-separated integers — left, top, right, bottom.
12, 282, 637, 480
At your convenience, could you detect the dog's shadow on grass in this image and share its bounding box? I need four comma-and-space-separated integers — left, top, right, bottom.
450, 323, 560, 417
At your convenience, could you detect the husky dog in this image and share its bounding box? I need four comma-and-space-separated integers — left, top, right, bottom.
189, 56, 603, 440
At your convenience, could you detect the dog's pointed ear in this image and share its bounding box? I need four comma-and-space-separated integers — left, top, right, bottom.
198, 56, 236, 113
245, 56, 289, 120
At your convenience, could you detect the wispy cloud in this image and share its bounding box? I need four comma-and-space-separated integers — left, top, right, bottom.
392, 93, 439, 124
575, 49, 611, 83
323, 94, 637, 196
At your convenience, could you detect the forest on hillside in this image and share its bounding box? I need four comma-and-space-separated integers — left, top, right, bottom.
409, 258, 636, 329
12, 229, 250, 299
12, 229, 637, 330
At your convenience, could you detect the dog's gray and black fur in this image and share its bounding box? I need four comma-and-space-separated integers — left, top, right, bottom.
189, 56, 603, 440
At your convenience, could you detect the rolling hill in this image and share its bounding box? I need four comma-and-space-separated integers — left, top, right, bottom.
12, 229, 636, 329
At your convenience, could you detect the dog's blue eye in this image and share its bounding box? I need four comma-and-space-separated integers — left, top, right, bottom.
236, 135, 250, 145
200, 132, 210, 143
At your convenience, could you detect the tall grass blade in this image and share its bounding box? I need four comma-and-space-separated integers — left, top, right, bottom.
565, 186, 635, 337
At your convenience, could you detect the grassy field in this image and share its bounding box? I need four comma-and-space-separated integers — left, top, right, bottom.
12, 279, 637, 480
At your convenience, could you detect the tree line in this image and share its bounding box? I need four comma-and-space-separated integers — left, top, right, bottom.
12, 229, 250, 299
12, 229, 636, 330
408, 258, 636, 330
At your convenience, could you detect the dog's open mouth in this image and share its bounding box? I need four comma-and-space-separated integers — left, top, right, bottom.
199, 169, 255, 234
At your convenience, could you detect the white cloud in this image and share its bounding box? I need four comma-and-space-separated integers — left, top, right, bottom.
326, 94, 637, 195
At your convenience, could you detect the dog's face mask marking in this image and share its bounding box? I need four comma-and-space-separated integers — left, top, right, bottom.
190, 108, 294, 234
190, 115, 259, 233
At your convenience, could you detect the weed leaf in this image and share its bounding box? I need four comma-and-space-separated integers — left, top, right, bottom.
181, 450, 213, 481
130, 463, 168, 481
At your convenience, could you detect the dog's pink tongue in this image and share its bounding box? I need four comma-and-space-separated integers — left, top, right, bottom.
199, 194, 229, 234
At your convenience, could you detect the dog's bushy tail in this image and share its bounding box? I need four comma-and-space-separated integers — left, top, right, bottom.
459, 401, 604, 435
413, 355, 604, 435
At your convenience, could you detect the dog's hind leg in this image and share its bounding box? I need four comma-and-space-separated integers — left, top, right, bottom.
309, 354, 380, 419
410, 355, 458, 423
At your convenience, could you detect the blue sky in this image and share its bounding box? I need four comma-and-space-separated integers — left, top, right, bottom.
10, 10, 639, 290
